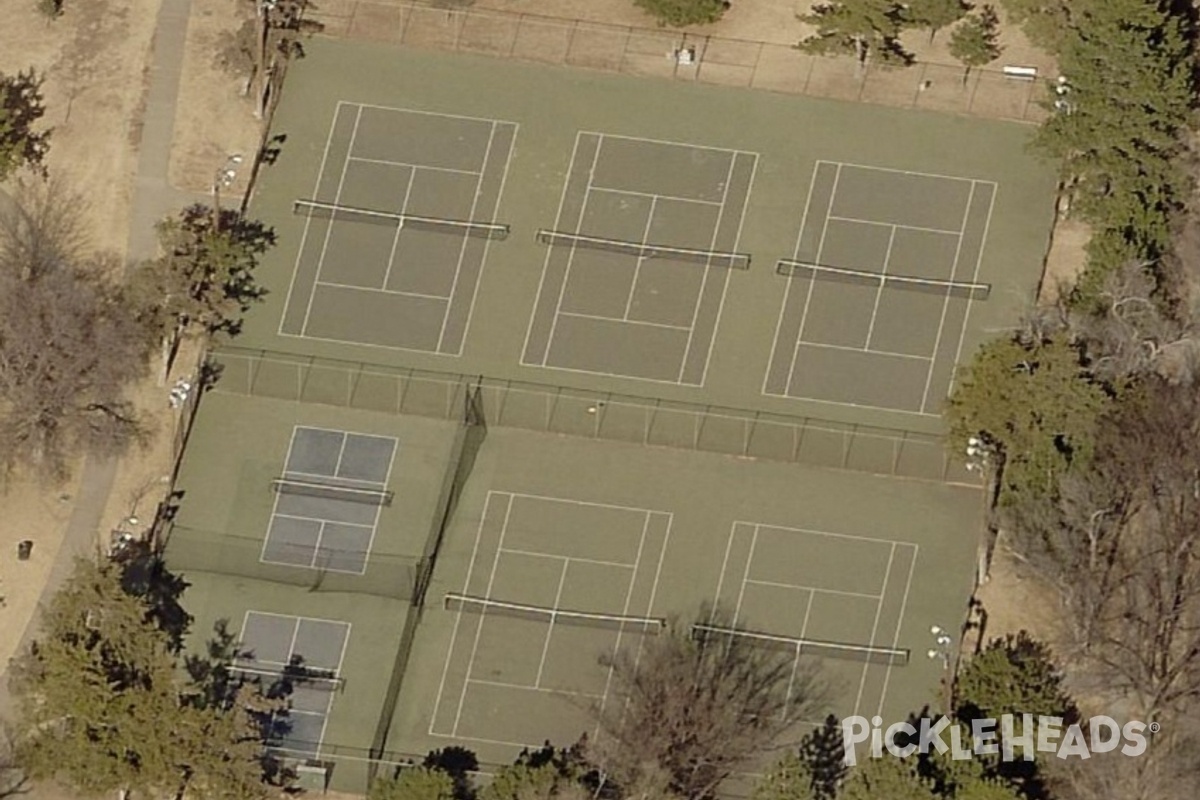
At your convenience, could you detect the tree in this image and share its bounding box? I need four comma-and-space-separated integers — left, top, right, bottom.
633, 0, 729, 27
906, 0, 971, 42
0, 69, 51, 181
955, 632, 1074, 724
948, 6, 1003, 83
8, 558, 275, 799
588, 610, 823, 800
0, 239, 151, 477
995, 0, 1070, 53
798, 1, 913, 69
370, 767, 457, 800
946, 334, 1109, 503
129, 205, 272, 382
752, 754, 817, 800
839, 756, 932, 800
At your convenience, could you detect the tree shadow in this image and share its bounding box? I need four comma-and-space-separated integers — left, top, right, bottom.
424, 746, 479, 800
115, 539, 192, 652
798, 715, 846, 799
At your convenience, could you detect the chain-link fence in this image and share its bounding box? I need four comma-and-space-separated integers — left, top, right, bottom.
308, 0, 1047, 124
209, 346, 975, 484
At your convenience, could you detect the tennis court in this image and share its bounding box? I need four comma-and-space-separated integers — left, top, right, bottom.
521, 132, 756, 385
279, 102, 517, 355
764, 162, 996, 415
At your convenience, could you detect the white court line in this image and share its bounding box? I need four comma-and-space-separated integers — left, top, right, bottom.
590, 185, 723, 207
499, 547, 637, 570
784, 163, 842, 394
622, 195, 658, 321
711, 523, 748, 619
760, 384, 941, 417
560, 311, 691, 332
534, 560, 570, 688
430, 491, 501, 736
522, 358, 710, 388
826, 215, 962, 236
451, 493, 514, 737
919, 180, 976, 414
259, 427, 306, 564
790, 339, 933, 362
278, 103, 345, 338
506, 490, 666, 518
852, 542, 897, 717
350, 101, 508, 127
467, 678, 604, 700
452, 121, 519, 356
544, 138, 603, 357
357, 432, 399, 576
735, 520, 917, 549
347, 155, 482, 177
437, 121, 497, 352
875, 544, 919, 718
331, 431, 350, 477
243, 608, 355, 628
520, 131, 586, 367
315, 280, 450, 303
762, 162, 824, 397
946, 184, 998, 400
784, 590, 816, 717
828, 159, 987, 186
678, 152, 736, 384
698, 152, 759, 389
732, 524, 761, 625
744, 578, 881, 600
596, 511, 652, 720
580, 129, 743, 156
863, 226, 897, 350
378, 167, 416, 293
278, 327, 457, 357
301, 105, 364, 336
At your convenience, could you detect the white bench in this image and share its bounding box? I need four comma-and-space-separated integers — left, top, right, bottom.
1002, 65, 1038, 80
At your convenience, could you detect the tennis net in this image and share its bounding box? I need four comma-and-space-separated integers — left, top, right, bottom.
230, 661, 347, 692
445, 592, 666, 634
294, 199, 510, 240
775, 259, 990, 300
537, 229, 751, 270
691, 623, 910, 666
271, 478, 394, 507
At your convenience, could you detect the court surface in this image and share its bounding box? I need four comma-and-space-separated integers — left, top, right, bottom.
279, 102, 517, 355
521, 132, 756, 386
764, 161, 996, 415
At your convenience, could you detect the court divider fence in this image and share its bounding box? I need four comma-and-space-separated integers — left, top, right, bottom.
209, 345, 975, 485
306, 0, 1049, 125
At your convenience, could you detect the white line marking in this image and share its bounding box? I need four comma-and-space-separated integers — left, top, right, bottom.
826, 215, 962, 236
315, 281, 450, 303
946, 184, 998, 400
560, 311, 691, 332
784, 590, 816, 716
919, 180, 976, 414
712, 522, 747, 617
762, 161, 824, 396
379, 167, 416, 293
278, 102, 345, 338
545, 137, 603, 357
451, 493, 514, 737
505, 490, 666, 517
596, 511, 652, 722
679, 152, 736, 383
785, 163, 841, 394
828, 158, 993, 186
534, 560, 570, 688
438, 120, 497, 352
430, 491, 500, 735
733, 524, 760, 625
852, 542, 896, 717
744, 578, 881, 600
623, 195, 657, 321
590, 185, 723, 206
876, 543, 919, 718
699, 152, 759, 388
347, 155, 482, 176
357, 431, 398, 578
788, 339, 933, 361
499, 547, 637, 570
452, 121, 519, 356
520, 131, 585, 366
466, 678, 604, 699
350, 101, 507, 126
864, 226, 897, 350
734, 520, 916, 548
301, 105, 364, 336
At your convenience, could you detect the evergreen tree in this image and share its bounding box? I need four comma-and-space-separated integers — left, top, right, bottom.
948, 6, 1003, 82
798, 0, 913, 68
906, 0, 971, 42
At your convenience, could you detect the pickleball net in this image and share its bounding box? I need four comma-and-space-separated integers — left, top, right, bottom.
691, 622, 910, 665
294, 199, 510, 240
537, 229, 751, 270
776, 259, 990, 300
445, 592, 666, 634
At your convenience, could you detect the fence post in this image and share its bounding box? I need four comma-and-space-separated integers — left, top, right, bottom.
565, 18, 579, 65
508, 12, 523, 57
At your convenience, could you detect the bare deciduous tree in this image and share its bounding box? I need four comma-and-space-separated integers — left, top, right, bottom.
588, 610, 824, 800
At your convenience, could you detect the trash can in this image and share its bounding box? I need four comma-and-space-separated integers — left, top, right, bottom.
17, 540, 33, 560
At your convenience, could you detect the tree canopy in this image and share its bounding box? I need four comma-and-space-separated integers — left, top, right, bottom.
905, 0, 971, 41
948, 6, 1002, 79
0, 69, 51, 181
633, 0, 729, 27
798, 0, 913, 67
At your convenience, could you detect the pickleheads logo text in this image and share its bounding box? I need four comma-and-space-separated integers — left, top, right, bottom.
841, 714, 1160, 765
